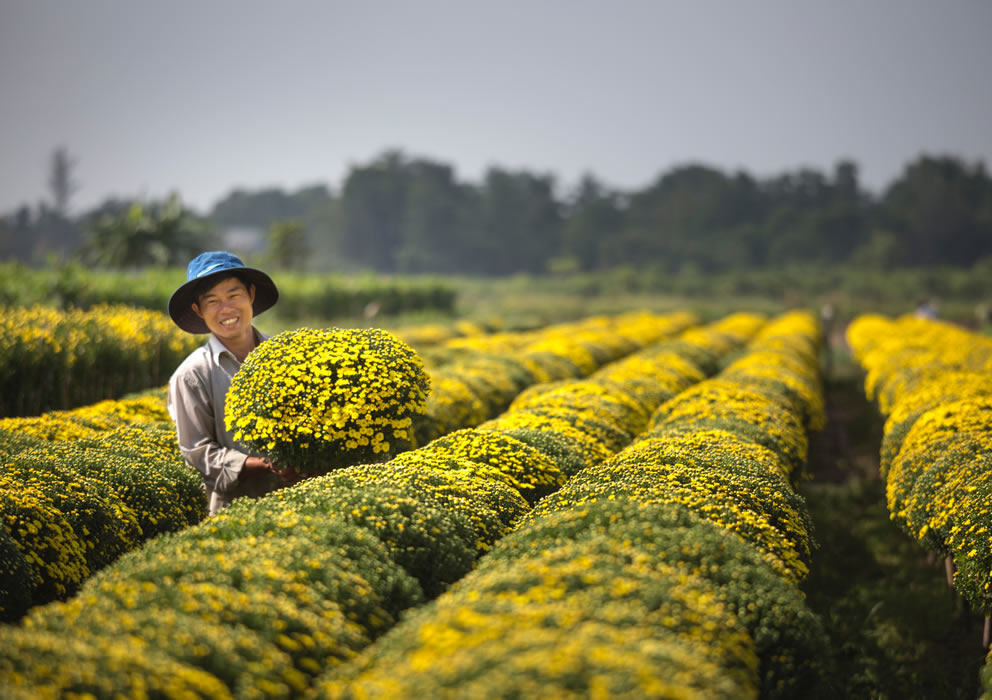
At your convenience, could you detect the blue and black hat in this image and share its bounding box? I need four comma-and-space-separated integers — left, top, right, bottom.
168, 251, 279, 334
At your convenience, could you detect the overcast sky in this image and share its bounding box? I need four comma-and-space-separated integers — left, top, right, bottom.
2, 0, 990, 215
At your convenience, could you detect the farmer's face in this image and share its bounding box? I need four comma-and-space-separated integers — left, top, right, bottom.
193, 277, 256, 341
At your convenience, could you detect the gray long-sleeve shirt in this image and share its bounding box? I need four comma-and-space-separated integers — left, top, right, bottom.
167, 330, 281, 514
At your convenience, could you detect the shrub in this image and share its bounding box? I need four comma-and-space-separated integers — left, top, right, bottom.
418, 428, 565, 503
317, 546, 759, 700
231, 475, 478, 597
355, 455, 529, 552
226, 327, 430, 474
491, 499, 829, 698
0, 475, 87, 610
0, 627, 232, 699
2, 451, 141, 574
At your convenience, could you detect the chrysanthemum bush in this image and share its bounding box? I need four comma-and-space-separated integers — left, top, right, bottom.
486, 500, 829, 699
4, 446, 526, 694
847, 313, 992, 614
226, 328, 431, 474
528, 432, 816, 585
417, 428, 565, 504
0, 627, 233, 700
316, 546, 761, 700
0, 475, 87, 619
2, 452, 142, 575
0, 388, 207, 622
0, 304, 199, 418
411, 311, 698, 445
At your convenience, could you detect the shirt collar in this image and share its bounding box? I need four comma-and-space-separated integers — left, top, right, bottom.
206, 328, 269, 362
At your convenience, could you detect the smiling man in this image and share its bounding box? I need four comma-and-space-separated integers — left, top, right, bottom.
167, 251, 294, 514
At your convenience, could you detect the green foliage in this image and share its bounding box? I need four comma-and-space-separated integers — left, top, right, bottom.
0, 262, 457, 320
266, 219, 309, 270
80, 194, 214, 267
220, 152, 990, 277
801, 480, 983, 700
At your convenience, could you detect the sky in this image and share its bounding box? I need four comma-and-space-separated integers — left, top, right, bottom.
1, 0, 990, 215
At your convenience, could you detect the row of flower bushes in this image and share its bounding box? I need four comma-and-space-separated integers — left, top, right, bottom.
317, 311, 829, 699
0, 311, 695, 624
846, 315, 992, 615
0, 313, 756, 696
0, 390, 209, 621
413, 311, 699, 445
846, 315, 992, 680
0, 304, 202, 417
390, 317, 507, 347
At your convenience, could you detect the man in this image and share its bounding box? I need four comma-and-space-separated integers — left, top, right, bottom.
167, 251, 295, 515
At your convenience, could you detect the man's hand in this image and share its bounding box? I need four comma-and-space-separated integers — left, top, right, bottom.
244, 456, 274, 472
270, 462, 305, 484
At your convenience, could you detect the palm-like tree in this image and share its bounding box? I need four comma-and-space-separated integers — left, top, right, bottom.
80, 194, 214, 268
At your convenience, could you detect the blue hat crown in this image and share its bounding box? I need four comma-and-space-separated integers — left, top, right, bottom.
186, 251, 247, 282
169, 251, 279, 333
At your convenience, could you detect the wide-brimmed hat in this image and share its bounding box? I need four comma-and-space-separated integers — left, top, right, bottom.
168, 251, 279, 334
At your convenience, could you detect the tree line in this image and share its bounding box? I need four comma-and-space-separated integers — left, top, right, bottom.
2, 150, 991, 275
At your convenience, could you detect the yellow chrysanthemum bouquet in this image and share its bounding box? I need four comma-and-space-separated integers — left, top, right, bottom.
225, 328, 430, 474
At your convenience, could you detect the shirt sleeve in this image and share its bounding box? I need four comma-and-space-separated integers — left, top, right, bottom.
168, 368, 249, 495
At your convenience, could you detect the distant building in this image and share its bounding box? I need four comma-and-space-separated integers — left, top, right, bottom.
220, 226, 265, 257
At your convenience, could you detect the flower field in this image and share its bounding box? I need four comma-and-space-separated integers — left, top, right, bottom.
846, 314, 992, 675
0, 310, 692, 625
2, 303, 990, 697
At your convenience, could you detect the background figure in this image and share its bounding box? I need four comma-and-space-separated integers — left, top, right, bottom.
913, 298, 938, 319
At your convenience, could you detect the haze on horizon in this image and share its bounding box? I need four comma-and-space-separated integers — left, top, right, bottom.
1, 0, 990, 216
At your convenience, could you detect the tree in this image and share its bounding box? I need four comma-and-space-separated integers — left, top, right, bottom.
48, 147, 79, 217
80, 194, 214, 267
880, 155, 992, 267
266, 219, 309, 269
760, 162, 868, 266
620, 165, 765, 272
475, 168, 561, 275
340, 151, 410, 271
210, 184, 331, 231
560, 174, 626, 271
395, 161, 474, 274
